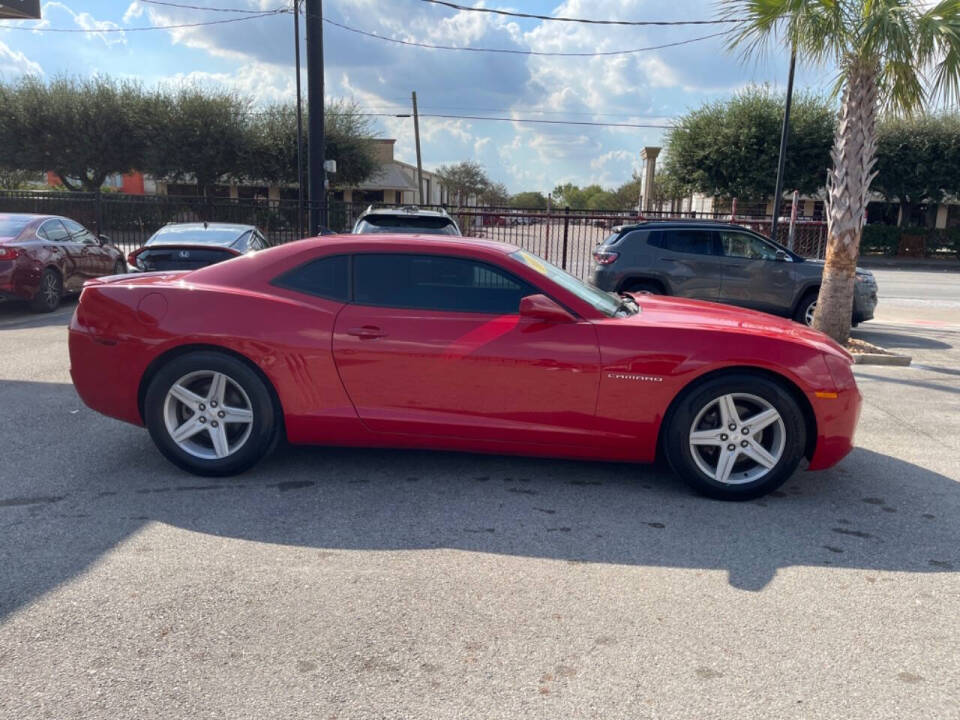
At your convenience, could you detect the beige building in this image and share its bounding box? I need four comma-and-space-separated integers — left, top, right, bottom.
330, 139, 449, 206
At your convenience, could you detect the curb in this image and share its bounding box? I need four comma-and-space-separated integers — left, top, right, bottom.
852, 353, 912, 367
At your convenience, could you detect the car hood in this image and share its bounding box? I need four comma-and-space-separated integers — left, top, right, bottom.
801, 258, 872, 275
622, 293, 851, 359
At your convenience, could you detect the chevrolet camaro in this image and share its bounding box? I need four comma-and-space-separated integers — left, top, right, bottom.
69, 235, 861, 500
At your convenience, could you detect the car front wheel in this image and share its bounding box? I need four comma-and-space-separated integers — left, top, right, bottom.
144, 351, 279, 476
663, 373, 807, 500
30, 268, 62, 313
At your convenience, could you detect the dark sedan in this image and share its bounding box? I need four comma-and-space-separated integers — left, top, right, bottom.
0, 213, 125, 312
127, 223, 268, 272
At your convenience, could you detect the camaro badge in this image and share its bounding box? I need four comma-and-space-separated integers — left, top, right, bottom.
607, 372, 663, 383
178, 250, 190, 259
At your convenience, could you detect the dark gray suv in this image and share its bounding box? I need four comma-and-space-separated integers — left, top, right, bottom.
591, 221, 878, 326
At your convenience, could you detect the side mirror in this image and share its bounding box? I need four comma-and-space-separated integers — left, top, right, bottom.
98, 234, 111, 245
775, 249, 788, 262
519, 294, 574, 323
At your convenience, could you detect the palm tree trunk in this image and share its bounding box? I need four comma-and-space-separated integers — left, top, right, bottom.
813, 63, 878, 344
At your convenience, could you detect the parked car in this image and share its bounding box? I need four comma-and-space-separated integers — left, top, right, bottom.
69, 234, 860, 501
352, 206, 461, 235
591, 221, 878, 326
0, 213, 125, 312
127, 223, 268, 272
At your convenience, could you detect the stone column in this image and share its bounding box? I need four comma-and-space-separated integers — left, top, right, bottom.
640, 146, 661, 212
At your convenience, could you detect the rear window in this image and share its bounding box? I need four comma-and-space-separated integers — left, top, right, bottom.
649, 229, 717, 255
0, 216, 30, 237
148, 226, 247, 246
354, 215, 459, 235
272, 255, 350, 301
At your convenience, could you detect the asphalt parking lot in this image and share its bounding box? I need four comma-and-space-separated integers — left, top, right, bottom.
1, 269, 958, 719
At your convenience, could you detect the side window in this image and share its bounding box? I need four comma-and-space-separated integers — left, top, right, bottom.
63, 218, 96, 245
39, 219, 70, 242
251, 232, 267, 250
660, 229, 717, 256
354, 254, 537, 314
719, 231, 779, 260
272, 255, 349, 301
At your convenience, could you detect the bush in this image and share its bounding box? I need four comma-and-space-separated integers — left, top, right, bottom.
861, 224, 960, 258
861, 224, 902, 255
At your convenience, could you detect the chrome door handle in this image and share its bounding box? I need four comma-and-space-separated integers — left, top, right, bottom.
346, 326, 386, 339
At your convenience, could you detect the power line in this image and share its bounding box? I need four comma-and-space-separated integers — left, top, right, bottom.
321, 16, 731, 56
357, 112, 673, 129
140, 0, 283, 12
361, 104, 677, 119
1, 9, 288, 32
419, 0, 743, 27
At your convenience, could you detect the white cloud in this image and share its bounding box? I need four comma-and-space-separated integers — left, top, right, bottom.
122, 1, 144, 24
37, 1, 127, 47
0, 40, 43, 77
161, 62, 297, 104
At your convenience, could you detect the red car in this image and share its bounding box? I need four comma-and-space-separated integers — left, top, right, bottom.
69, 235, 861, 500
0, 213, 126, 312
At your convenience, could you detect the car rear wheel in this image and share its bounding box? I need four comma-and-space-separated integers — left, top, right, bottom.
113, 260, 126, 275
663, 373, 806, 500
144, 352, 279, 476
794, 290, 818, 326
30, 268, 62, 313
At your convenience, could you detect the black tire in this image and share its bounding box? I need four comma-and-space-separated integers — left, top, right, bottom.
113, 259, 126, 275
793, 290, 818, 326
144, 351, 279, 477
30, 268, 62, 313
662, 373, 807, 501
623, 280, 663, 295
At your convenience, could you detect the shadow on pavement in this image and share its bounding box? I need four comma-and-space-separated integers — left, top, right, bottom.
0, 297, 77, 331
1, 378, 958, 621
852, 327, 952, 351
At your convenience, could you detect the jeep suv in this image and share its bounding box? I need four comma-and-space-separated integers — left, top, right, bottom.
352, 206, 461, 236
591, 221, 877, 326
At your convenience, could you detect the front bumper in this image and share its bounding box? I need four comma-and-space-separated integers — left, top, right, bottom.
852, 279, 878, 322
807, 385, 862, 471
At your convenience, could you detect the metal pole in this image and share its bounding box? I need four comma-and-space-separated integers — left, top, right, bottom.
787, 188, 799, 251
305, 0, 326, 233
412, 91, 424, 206
770, 46, 797, 243
293, 0, 304, 239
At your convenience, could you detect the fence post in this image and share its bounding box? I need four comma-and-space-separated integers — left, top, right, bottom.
561, 206, 570, 270
787, 189, 799, 250
95, 188, 104, 238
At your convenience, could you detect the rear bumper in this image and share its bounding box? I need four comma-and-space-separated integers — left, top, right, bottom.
69, 324, 146, 427
0, 259, 39, 301
807, 385, 862, 471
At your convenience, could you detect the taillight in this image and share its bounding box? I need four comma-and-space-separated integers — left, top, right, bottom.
128, 248, 144, 269
593, 249, 619, 265
0, 246, 22, 260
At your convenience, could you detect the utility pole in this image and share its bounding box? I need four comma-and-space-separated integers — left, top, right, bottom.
412, 91, 424, 205
770, 45, 797, 244
293, 0, 305, 239
305, 0, 326, 233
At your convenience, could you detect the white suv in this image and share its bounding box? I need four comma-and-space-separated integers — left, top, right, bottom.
352, 206, 461, 236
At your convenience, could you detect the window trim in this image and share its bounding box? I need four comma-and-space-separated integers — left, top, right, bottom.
270, 253, 352, 303
38, 219, 70, 242
350, 251, 541, 315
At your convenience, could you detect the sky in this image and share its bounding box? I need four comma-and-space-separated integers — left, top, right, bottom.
0, 0, 837, 193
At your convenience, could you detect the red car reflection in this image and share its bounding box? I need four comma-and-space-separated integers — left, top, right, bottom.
69, 234, 860, 500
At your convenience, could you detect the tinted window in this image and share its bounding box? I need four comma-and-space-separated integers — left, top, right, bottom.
0, 216, 30, 237
719, 230, 779, 260
273, 255, 349, 301
656, 229, 717, 255
39, 219, 70, 242
148, 225, 248, 246
62, 218, 96, 244
354, 254, 536, 314
354, 215, 459, 235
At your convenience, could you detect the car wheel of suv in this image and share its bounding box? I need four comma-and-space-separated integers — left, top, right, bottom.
794, 290, 818, 326
623, 280, 663, 295
144, 351, 279, 477
113, 260, 126, 275
30, 268, 62, 313
663, 373, 806, 501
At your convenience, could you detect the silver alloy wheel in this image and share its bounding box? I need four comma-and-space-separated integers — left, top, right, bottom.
163, 370, 254, 460
804, 300, 816, 326
688, 392, 786, 486
42, 272, 59, 307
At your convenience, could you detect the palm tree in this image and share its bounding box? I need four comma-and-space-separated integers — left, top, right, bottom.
723, 0, 960, 343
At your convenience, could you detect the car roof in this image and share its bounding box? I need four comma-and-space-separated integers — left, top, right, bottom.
156, 222, 255, 235
357, 205, 453, 220
614, 219, 757, 232
0, 213, 59, 222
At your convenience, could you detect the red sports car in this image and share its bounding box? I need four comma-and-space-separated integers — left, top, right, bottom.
0, 213, 126, 312
69, 235, 861, 500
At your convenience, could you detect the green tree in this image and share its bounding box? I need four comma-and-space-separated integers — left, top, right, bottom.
0, 75, 150, 191
435, 160, 491, 205
479, 181, 510, 206
726, 0, 960, 343
509, 191, 547, 209
0, 168, 39, 189
873, 114, 960, 226
142, 86, 250, 197
664, 86, 834, 200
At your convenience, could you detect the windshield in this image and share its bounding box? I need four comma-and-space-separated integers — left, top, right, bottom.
147, 225, 247, 247
355, 215, 460, 235
509, 249, 623, 317
0, 216, 31, 238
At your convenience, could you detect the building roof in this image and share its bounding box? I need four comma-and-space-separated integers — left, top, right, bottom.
357, 163, 419, 192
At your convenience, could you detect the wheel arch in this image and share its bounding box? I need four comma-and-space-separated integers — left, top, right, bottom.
658, 365, 818, 463
617, 275, 668, 294
137, 343, 286, 440
792, 284, 820, 315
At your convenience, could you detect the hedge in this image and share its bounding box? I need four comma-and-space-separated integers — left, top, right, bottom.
861, 224, 960, 257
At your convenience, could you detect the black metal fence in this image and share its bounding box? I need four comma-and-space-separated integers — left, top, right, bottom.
0, 190, 828, 279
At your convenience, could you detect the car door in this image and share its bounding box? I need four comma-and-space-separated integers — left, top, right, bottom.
38, 219, 84, 291
649, 229, 722, 301
716, 229, 795, 313
331, 252, 602, 446
63, 218, 111, 277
